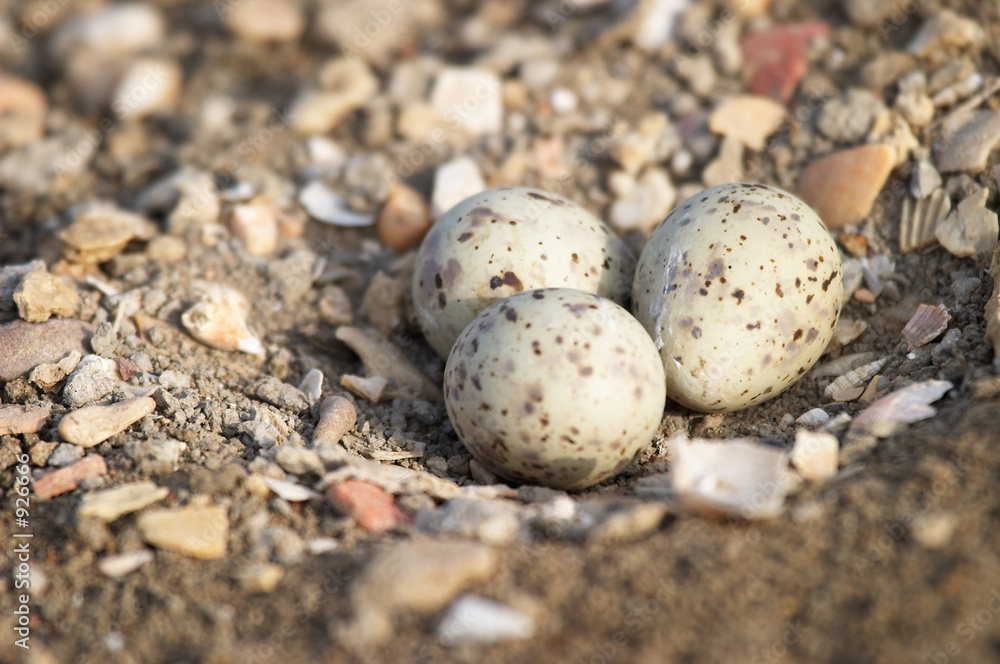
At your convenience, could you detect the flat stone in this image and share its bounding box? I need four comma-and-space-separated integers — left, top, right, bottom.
0, 319, 92, 382
936, 109, 1000, 173
0, 405, 51, 435
253, 377, 309, 412
796, 144, 896, 229
437, 595, 535, 644
910, 160, 943, 199
842, 0, 914, 27
708, 95, 785, 150
741, 22, 831, 104
935, 188, 999, 257
431, 156, 486, 219
59, 396, 157, 448
273, 445, 324, 477
299, 180, 373, 227
78, 481, 169, 522
0, 260, 44, 312
816, 89, 890, 144
59, 203, 156, 264
27, 351, 82, 395
0, 75, 48, 150
13, 270, 79, 323
137, 505, 229, 560
62, 354, 122, 408
34, 454, 107, 499
609, 168, 676, 233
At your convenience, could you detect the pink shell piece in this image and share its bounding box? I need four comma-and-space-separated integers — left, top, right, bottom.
901, 304, 951, 351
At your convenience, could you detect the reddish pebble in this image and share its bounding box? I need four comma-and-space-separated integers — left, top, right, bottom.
34, 455, 107, 499
327, 479, 412, 533
376, 182, 432, 254
741, 22, 831, 104
0, 405, 50, 435
797, 144, 896, 230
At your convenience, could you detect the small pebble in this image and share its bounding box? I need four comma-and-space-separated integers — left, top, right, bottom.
741, 22, 831, 104
0, 319, 92, 382
62, 355, 121, 408
225, 0, 304, 42
146, 235, 187, 263
181, 285, 263, 354
112, 57, 183, 120
0, 404, 51, 435
261, 476, 320, 502
253, 377, 310, 413
137, 505, 229, 560
0, 75, 48, 149
58, 396, 157, 448
313, 396, 357, 446
416, 498, 522, 544
816, 89, 890, 144
797, 143, 896, 229
228, 203, 279, 256
790, 430, 839, 481
299, 180, 373, 227
97, 549, 155, 578
376, 181, 432, 253
708, 94, 786, 150
430, 67, 503, 137
291, 58, 379, 135
59, 204, 155, 264
236, 563, 285, 593
437, 595, 535, 645
609, 167, 676, 233
34, 454, 107, 499
47, 442, 84, 467
702, 135, 745, 187
273, 444, 324, 476
430, 156, 487, 219
327, 479, 412, 532
910, 160, 942, 199
298, 368, 324, 404
911, 513, 957, 549
935, 188, 999, 257
78, 481, 169, 522
907, 10, 983, 58
13, 270, 79, 323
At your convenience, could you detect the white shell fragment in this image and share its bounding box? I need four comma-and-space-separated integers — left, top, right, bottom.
262, 476, 321, 502
413, 186, 636, 359
824, 357, 888, 402
861, 254, 895, 298
181, 285, 263, 354
899, 189, 950, 253
826, 318, 867, 353
299, 180, 373, 227
811, 352, 879, 378
790, 429, 839, 481
902, 304, 951, 351
437, 595, 534, 645
633, 183, 843, 412
850, 380, 953, 436
444, 289, 666, 490
935, 188, 999, 257
669, 433, 790, 519
335, 326, 440, 402
795, 407, 831, 427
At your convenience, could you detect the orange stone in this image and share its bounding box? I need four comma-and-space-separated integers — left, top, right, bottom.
796, 144, 896, 230
741, 22, 831, 105
34, 455, 107, 499
376, 182, 432, 254
327, 479, 412, 533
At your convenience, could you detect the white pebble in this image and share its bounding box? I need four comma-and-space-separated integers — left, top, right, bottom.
437, 595, 534, 645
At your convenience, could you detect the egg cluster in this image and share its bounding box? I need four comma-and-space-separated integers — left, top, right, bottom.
415, 184, 842, 489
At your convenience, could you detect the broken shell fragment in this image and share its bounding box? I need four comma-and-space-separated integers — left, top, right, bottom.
935, 188, 999, 257
341, 374, 388, 402
899, 189, 950, 253
795, 407, 831, 427
825, 318, 867, 353
669, 433, 790, 520
335, 326, 440, 401
180, 285, 263, 354
902, 304, 951, 351
850, 379, 953, 436
824, 357, 888, 402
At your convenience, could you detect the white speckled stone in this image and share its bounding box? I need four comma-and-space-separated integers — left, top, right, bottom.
413, 187, 635, 359
632, 183, 843, 412
444, 288, 665, 490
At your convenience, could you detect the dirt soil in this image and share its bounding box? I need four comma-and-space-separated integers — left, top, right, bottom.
2, 0, 1000, 663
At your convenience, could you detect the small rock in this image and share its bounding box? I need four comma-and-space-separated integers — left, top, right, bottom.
0, 319, 92, 382
299, 180, 373, 227
78, 481, 169, 522
62, 355, 122, 408
29, 442, 58, 467
313, 396, 357, 446
376, 181, 432, 253
28, 351, 82, 393
0, 260, 44, 312
59, 203, 156, 264
702, 135, 745, 188
228, 203, 279, 256
291, 58, 379, 135
936, 109, 1000, 173
0, 405, 51, 435
318, 286, 354, 326
430, 67, 503, 137
34, 454, 107, 499
146, 235, 187, 263
137, 505, 229, 560
236, 563, 285, 593
911, 513, 957, 549
790, 430, 839, 481
51, 4, 165, 61
741, 22, 831, 104
609, 168, 676, 234
58, 396, 157, 448
437, 595, 535, 645
0, 75, 47, 150
253, 377, 310, 413
588, 502, 669, 543
628, 0, 688, 51
431, 156, 486, 219
708, 95, 785, 150
298, 368, 324, 404
273, 444, 324, 476
97, 549, 155, 577
841, 0, 914, 27
816, 89, 890, 144
935, 188, 999, 257
610, 112, 678, 176
112, 57, 183, 120
47, 443, 84, 467
796, 144, 896, 229
416, 497, 522, 544
225, 0, 304, 42
348, 539, 499, 644
181, 285, 263, 354
910, 160, 943, 199
157, 370, 191, 390
261, 476, 321, 502
907, 10, 983, 58
361, 272, 405, 337
327, 479, 412, 533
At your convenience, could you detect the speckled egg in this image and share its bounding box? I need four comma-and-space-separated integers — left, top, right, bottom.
444, 288, 666, 490
413, 187, 636, 359
632, 183, 843, 412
